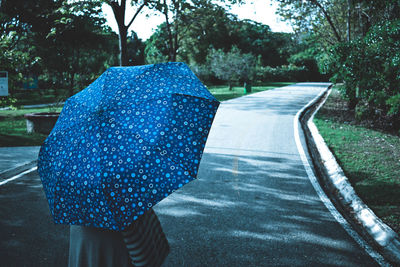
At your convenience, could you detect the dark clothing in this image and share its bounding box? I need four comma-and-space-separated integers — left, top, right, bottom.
69, 225, 132, 267
68, 208, 169, 267
122, 208, 170, 267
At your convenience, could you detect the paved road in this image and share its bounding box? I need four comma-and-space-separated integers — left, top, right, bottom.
156, 83, 379, 266
0, 170, 69, 267
0, 83, 380, 266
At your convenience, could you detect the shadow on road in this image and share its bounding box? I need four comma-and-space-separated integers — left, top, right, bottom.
0, 170, 69, 267
157, 150, 378, 266
0, 150, 377, 266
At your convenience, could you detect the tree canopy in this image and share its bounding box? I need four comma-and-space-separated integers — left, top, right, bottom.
276, 0, 400, 130
1, 0, 328, 102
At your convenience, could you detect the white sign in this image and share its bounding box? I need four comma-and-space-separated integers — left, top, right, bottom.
0, 71, 8, 96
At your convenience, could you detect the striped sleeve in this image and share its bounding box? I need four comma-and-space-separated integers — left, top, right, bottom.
121, 208, 170, 267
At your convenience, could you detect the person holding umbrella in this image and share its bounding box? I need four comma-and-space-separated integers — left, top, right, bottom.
37, 63, 220, 266
69, 207, 169, 266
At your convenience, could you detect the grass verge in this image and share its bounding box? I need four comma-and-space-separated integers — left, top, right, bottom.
0, 107, 63, 147
314, 88, 400, 234
208, 82, 294, 101
11, 88, 68, 106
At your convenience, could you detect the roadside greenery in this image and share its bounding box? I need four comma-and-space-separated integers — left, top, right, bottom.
276, 0, 400, 134
0, 107, 63, 147
208, 82, 293, 102
327, 20, 400, 132
315, 89, 400, 234
1, 0, 323, 110
208, 47, 257, 90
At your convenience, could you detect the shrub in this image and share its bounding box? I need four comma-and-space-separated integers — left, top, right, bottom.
327, 19, 400, 130
256, 65, 308, 82
0, 96, 17, 109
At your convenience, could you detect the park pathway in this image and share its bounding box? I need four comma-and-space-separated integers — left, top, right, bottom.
0, 83, 382, 266
156, 83, 380, 266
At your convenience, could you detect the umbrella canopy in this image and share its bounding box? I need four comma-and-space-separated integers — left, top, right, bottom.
38, 62, 219, 231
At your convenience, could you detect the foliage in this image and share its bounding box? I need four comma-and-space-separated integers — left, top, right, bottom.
144, 23, 170, 64
152, 0, 194, 62
277, 0, 400, 129
287, 34, 327, 81
0, 0, 56, 93
145, 2, 235, 64
188, 63, 214, 84
103, 0, 150, 66
43, 1, 112, 96
0, 96, 17, 109
327, 19, 400, 129
256, 65, 308, 82
145, 4, 295, 69
126, 32, 146, 66
0, 0, 121, 98
231, 20, 292, 67
207, 46, 256, 89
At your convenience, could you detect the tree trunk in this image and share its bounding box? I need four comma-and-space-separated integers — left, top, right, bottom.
69, 72, 75, 97
69, 47, 77, 97
172, 0, 180, 62
347, 0, 352, 41
172, 20, 179, 61
163, 0, 175, 62
119, 26, 128, 66
109, 0, 145, 66
228, 81, 233, 91
310, 0, 342, 42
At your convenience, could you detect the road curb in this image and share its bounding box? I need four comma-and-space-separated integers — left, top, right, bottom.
300, 87, 400, 265
0, 160, 38, 181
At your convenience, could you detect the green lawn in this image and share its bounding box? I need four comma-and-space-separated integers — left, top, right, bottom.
314, 89, 400, 234
10, 89, 68, 106
208, 82, 294, 101
0, 107, 63, 147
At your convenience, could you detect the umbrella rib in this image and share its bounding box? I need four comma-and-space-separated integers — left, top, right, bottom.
154, 146, 196, 179
99, 65, 155, 110
100, 89, 215, 113
47, 113, 98, 141
172, 92, 218, 103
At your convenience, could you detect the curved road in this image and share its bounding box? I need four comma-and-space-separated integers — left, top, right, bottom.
0, 83, 382, 266
156, 83, 381, 266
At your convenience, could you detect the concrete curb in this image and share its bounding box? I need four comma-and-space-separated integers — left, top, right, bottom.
300, 87, 400, 265
0, 160, 38, 181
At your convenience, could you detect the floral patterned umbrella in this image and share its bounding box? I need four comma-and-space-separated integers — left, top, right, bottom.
38, 62, 219, 231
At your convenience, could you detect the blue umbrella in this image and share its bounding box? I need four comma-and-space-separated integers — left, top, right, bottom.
38, 62, 219, 231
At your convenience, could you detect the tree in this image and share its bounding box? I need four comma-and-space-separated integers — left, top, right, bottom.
276, 0, 399, 45
208, 46, 256, 90
145, 1, 234, 64
327, 19, 400, 119
126, 31, 146, 65
144, 23, 170, 63
276, 0, 347, 46
154, 0, 192, 61
43, 1, 115, 96
0, 0, 61, 93
229, 19, 292, 67
276, 0, 400, 130
104, 0, 148, 66
1, 0, 118, 97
